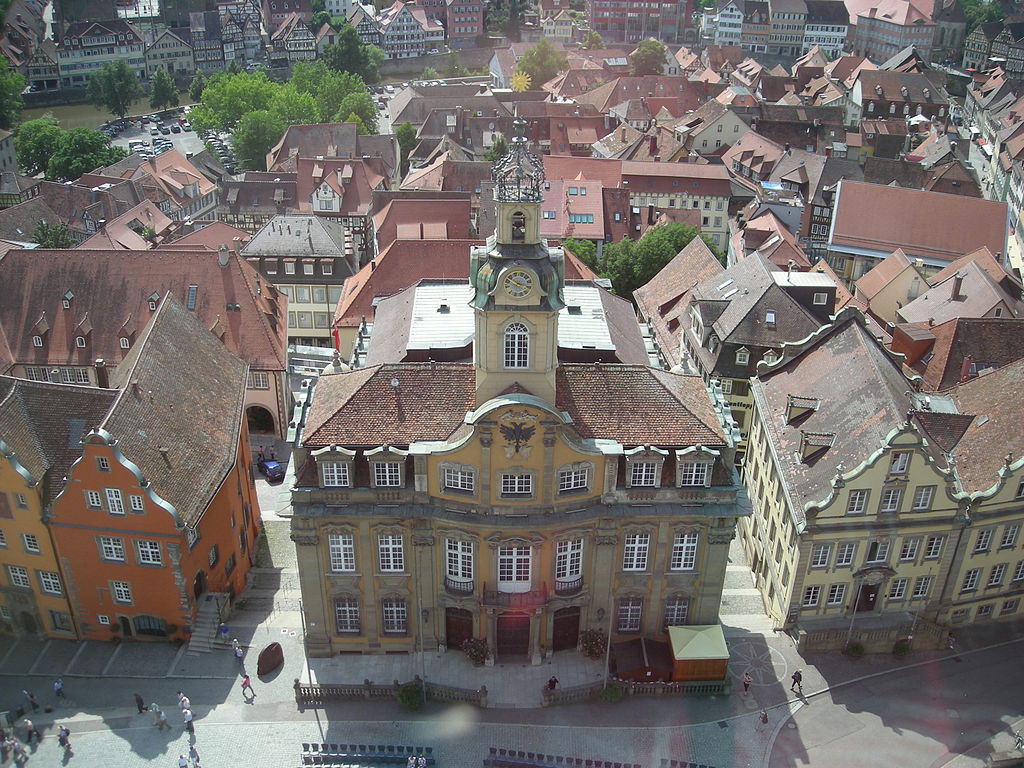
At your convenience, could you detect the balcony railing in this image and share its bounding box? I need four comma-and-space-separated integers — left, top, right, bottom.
444, 576, 474, 596
481, 583, 549, 609
554, 576, 583, 596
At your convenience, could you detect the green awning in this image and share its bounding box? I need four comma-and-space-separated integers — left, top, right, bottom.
668, 624, 729, 661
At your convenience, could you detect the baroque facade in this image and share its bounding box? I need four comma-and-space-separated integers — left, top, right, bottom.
290, 125, 747, 661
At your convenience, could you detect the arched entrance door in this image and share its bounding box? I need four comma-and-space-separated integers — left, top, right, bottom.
119, 615, 133, 637
17, 611, 36, 634
193, 570, 207, 600
552, 607, 580, 652
246, 406, 275, 435
496, 612, 530, 659
445, 607, 473, 650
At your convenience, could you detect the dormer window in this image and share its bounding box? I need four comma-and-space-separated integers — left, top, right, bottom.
149, 300, 157, 311
32, 335, 42, 347
63, 290, 74, 309
119, 337, 130, 349
765, 310, 776, 326
735, 348, 750, 365
625, 446, 668, 488
75, 336, 86, 348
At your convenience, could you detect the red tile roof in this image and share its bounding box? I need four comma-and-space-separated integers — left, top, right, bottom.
372, 198, 472, 252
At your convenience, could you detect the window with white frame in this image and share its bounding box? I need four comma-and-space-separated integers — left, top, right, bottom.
813, 292, 828, 305
334, 596, 360, 633
373, 462, 402, 487
867, 540, 889, 563
678, 462, 711, 487
835, 542, 856, 566
880, 488, 902, 513
130, 494, 144, 513
443, 466, 475, 492
321, 462, 350, 487
500, 474, 532, 496
663, 595, 689, 627
975, 529, 993, 553
22, 533, 39, 553
0, 529, 5, 547
988, 563, 1006, 587
925, 535, 944, 559
39, 571, 62, 595
670, 532, 698, 571
97, 456, 110, 472
247, 371, 269, 390
622, 533, 650, 571
1014, 560, 1024, 583
498, 546, 531, 585
32, 335, 42, 347
555, 539, 583, 580
630, 462, 658, 487
888, 451, 910, 474
558, 467, 588, 492
961, 568, 981, 592
7, 565, 30, 588
105, 488, 125, 515
803, 585, 821, 607
912, 575, 932, 599
889, 578, 907, 600
86, 490, 102, 509
899, 538, 919, 561
827, 583, 846, 605
99, 536, 125, 561
735, 348, 749, 365
1003, 599, 1019, 615
328, 533, 355, 572
617, 596, 643, 632
720, 378, 733, 395
1001, 524, 1020, 549
381, 598, 407, 633
111, 580, 133, 603
136, 540, 162, 566
503, 323, 529, 368
846, 490, 868, 514
811, 543, 831, 568
446, 539, 473, 581
912, 485, 934, 510
377, 534, 404, 572
977, 604, 993, 618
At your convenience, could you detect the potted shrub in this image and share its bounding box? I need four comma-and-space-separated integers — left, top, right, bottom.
579, 628, 606, 660
461, 637, 490, 666
845, 640, 865, 658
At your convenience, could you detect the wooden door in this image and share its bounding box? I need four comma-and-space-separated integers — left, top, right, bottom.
552, 607, 580, 652
496, 612, 530, 658
445, 607, 473, 650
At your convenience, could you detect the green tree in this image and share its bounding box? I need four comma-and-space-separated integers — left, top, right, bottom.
290, 61, 367, 122
312, 9, 331, 27
232, 110, 286, 171
629, 39, 667, 76
269, 83, 320, 125
561, 237, 597, 268
321, 23, 381, 83
515, 38, 566, 87
395, 121, 416, 176
343, 111, 368, 134
197, 70, 277, 129
46, 128, 127, 181
484, 133, 507, 162
149, 67, 179, 111
579, 30, 605, 49
311, 0, 325, 12
188, 73, 206, 103
960, 0, 1003, 33
0, 58, 25, 130
31, 220, 74, 248
15, 115, 63, 175
86, 61, 145, 119
421, 66, 440, 79
334, 91, 378, 133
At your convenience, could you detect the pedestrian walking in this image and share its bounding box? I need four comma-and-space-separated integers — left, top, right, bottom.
234, 645, 244, 665
231, 637, 240, 652
178, 695, 191, 711
1015, 731, 1024, 751
135, 693, 148, 713
546, 676, 559, 691
21, 719, 40, 745
54, 679, 66, 700
182, 708, 194, 734
218, 622, 229, 643
21, 691, 38, 712
175, 691, 184, 707
10, 739, 27, 764
57, 725, 71, 751
742, 672, 752, 695
189, 744, 201, 767
755, 709, 769, 733
790, 669, 803, 694
178, 754, 189, 768
155, 709, 170, 731
241, 674, 255, 700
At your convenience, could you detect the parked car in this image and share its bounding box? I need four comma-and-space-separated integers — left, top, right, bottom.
428, 48, 439, 55
182, 121, 192, 131
159, 125, 170, 135
257, 458, 286, 482
150, 127, 160, 136
170, 123, 181, 133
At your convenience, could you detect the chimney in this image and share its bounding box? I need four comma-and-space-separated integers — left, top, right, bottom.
951, 272, 964, 301
959, 355, 975, 381
621, 128, 626, 142
231, 236, 243, 256
218, 244, 230, 267
649, 134, 657, 154
94, 359, 109, 389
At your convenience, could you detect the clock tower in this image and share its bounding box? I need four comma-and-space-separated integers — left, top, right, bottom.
471, 120, 565, 406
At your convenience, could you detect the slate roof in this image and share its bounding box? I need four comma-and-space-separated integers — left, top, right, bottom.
0, 377, 117, 506
103, 293, 247, 526
266, 123, 399, 181
242, 215, 350, 257
0, 248, 287, 371
905, 317, 1024, 391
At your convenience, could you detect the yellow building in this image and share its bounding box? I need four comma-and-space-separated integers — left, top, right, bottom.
0, 381, 115, 637
740, 307, 1024, 652
290, 124, 748, 661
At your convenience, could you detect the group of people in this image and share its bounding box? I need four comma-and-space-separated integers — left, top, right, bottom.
405, 755, 428, 767
0, 720, 72, 763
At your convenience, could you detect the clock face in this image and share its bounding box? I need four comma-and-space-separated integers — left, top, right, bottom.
503, 270, 534, 298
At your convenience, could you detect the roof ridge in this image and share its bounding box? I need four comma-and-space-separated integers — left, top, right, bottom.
648, 366, 724, 439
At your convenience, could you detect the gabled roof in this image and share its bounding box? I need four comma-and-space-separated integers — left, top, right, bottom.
243, 214, 350, 257
372, 197, 472, 251
266, 123, 399, 180
854, 247, 923, 300
897, 258, 1024, 325
0, 248, 287, 371
903, 316, 1024, 392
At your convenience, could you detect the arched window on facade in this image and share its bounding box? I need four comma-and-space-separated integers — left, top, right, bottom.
511, 211, 526, 242
504, 322, 529, 368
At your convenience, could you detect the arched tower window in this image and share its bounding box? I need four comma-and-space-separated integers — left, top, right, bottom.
503, 323, 529, 368
511, 211, 526, 242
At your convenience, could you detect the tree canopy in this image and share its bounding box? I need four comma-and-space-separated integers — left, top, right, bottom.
86, 61, 145, 118
396, 121, 416, 176
0, 58, 24, 130
45, 127, 127, 181
15, 115, 63, 175
149, 67, 179, 111
232, 110, 286, 171
579, 30, 605, 50
31, 221, 74, 248
484, 134, 507, 162
630, 39, 667, 76
321, 22, 383, 83
564, 223, 720, 299
515, 38, 567, 88
961, 0, 1003, 34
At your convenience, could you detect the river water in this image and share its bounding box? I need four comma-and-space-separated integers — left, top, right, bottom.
22, 93, 195, 130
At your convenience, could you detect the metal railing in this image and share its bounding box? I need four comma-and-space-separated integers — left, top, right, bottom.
554, 576, 583, 596
443, 576, 474, 595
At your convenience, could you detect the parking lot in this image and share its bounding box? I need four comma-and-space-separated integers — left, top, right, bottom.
106, 110, 237, 171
